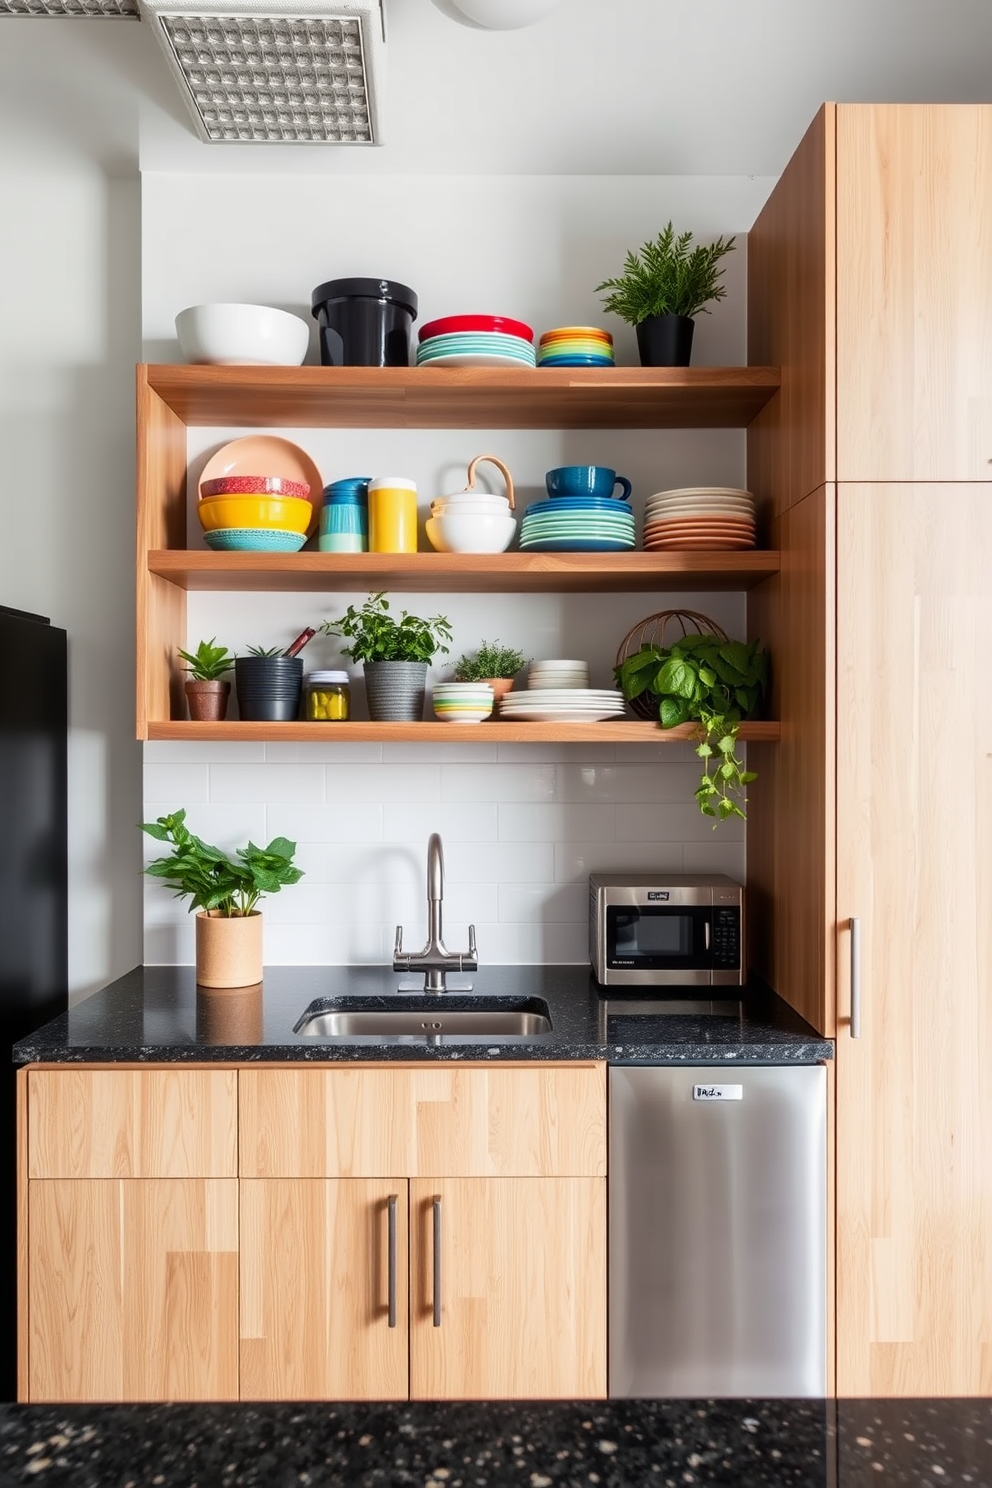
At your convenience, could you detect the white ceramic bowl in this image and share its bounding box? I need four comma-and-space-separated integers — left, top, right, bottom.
432, 498, 511, 516
176, 303, 310, 366
425, 513, 516, 554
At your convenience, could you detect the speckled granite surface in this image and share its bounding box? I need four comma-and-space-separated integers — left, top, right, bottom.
1, 1398, 990, 1486
12, 965, 831, 1065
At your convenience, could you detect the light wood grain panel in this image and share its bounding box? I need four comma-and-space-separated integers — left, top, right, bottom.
28, 1069, 237, 1179
148, 720, 781, 744
28, 1179, 239, 1402
747, 485, 835, 1034
16, 1068, 29, 1401
748, 103, 835, 515
147, 548, 780, 593
143, 363, 780, 431
836, 105, 992, 481
835, 483, 992, 1394
240, 1065, 606, 1179
136, 368, 187, 735
240, 1179, 408, 1401
409, 1177, 606, 1400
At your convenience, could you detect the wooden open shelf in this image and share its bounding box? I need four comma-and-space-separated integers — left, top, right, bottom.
143, 363, 781, 430
148, 549, 781, 594
148, 720, 782, 744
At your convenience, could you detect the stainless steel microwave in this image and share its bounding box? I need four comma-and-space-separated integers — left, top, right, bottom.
589, 873, 744, 987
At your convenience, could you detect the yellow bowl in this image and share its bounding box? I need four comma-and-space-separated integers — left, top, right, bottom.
197, 493, 312, 534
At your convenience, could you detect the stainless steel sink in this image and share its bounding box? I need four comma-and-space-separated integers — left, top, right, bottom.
294, 995, 553, 1039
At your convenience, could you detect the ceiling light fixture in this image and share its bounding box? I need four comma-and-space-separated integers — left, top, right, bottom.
138, 0, 385, 143
442, 0, 561, 29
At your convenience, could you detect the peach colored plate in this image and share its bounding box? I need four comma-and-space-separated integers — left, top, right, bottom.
199, 436, 323, 535
644, 522, 756, 537
645, 536, 756, 550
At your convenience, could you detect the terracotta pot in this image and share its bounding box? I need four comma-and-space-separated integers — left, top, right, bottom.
482, 677, 516, 713
185, 678, 231, 722
196, 983, 264, 1044
195, 910, 263, 989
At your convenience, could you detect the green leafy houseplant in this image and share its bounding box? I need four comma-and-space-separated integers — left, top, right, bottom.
328, 592, 452, 664
140, 809, 303, 916
178, 637, 234, 681
453, 640, 528, 682
615, 635, 768, 822
596, 221, 737, 325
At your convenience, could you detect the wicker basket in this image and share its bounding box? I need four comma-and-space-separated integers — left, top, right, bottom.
614, 609, 729, 721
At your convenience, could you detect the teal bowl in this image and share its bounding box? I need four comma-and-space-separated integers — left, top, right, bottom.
203, 527, 307, 553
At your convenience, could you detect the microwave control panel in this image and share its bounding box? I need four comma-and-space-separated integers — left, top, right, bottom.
711, 906, 741, 970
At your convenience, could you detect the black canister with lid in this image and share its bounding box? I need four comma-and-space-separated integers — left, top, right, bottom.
311, 277, 418, 367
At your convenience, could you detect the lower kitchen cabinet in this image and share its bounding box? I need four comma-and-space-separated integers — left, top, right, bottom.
409, 1177, 607, 1401
27, 1178, 239, 1402
240, 1178, 408, 1401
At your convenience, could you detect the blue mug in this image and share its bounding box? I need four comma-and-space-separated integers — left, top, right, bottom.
546, 465, 632, 501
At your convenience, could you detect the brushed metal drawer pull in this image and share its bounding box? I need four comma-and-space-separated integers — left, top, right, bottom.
432, 1194, 442, 1328
850, 916, 862, 1039
387, 1193, 398, 1328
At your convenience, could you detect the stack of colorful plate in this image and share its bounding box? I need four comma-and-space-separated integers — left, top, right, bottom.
537, 326, 615, 368
520, 495, 636, 552
499, 688, 626, 723
416, 315, 535, 369
643, 487, 757, 551
432, 682, 495, 724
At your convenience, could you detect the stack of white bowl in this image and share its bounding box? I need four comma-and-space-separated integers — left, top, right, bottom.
425, 490, 516, 554
528, 659, 590, 689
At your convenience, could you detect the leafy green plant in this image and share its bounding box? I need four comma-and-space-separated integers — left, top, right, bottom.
453, 640, 528, 682
596, 221, 737, 325
327, 592, 452, 665
178, 638, 234, 682
140, 808, 303, 917
615, 634, 768, 822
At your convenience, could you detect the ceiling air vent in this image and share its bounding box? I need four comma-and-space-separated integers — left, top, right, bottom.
0, 0, 138, 13
139, 0, 385, 143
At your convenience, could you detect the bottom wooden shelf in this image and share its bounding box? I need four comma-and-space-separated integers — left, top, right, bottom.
145, 720, 781, 744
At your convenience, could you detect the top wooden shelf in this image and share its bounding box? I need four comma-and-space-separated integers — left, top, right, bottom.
141, 363, 781, 431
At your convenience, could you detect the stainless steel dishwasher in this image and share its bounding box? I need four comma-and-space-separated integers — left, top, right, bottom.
609, 1064, 826, 1398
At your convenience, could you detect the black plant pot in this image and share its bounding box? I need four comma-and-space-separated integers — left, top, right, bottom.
234, 656, 303, 722
635, 313, 695, 368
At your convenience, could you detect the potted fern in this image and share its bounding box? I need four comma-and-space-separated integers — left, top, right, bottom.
452, 639, 528, 708
179, 637, 234, 722
596, 221, 736, 367
140, 808, 303, 987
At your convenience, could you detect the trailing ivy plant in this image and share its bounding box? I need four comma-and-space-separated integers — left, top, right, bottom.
596, 221, 736, 325
615, 634, 768, 822
140, 808, 303, 917
327, 592, 452, 665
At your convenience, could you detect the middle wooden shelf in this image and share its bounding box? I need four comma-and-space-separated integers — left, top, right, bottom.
147, 549, 780, 593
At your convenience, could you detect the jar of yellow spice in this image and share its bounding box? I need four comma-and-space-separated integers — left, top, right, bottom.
304, 670, 351, 722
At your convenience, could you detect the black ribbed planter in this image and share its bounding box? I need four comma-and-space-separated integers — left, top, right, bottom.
635, 313, 695, 368
234, 656, 303, 722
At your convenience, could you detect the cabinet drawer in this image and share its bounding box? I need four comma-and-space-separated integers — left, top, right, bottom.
28, 1069, 238, 1179
240, 1065, 606, 1179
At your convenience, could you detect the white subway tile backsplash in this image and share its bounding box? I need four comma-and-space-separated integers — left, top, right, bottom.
386, 803, 498, 843
142, 802, 268, 856
325, 763, 440, 803
498, 882, 587, 923
264, 803, 382, 845
497, 802, 616, 843
615, 802, 744, 843
554, 762, 702, 805
495, 743, 617, 764
554, 841, 685, 882
144, 741, 265, 763
264, 741, 382, 763
263, 920, 387, 965
443, 840, 556, 884
143, 762, 210, 805
381, 741, 498, 763
210, 763, 326, 805
683, 842, 747, 879
441, 764, 556, 804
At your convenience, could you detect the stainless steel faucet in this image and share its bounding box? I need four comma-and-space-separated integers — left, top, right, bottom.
392, 832, 478, 992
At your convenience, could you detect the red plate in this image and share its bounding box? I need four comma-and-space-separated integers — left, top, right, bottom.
418, 314, 534, 345
200, 474, 311, 499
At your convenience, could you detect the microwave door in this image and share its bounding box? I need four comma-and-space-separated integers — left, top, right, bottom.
608, 905, 712, 972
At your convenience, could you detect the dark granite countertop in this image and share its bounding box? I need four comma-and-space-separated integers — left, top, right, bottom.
12, 965, 831, 1065
1, 1398, 990, 1486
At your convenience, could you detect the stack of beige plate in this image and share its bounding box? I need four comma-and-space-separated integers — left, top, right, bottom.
643, 487, 757, 550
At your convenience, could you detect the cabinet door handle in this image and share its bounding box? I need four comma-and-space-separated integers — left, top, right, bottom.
850, 916, 862, 1039
387, 1193, 398, 1328
432, 1194, 442, 1328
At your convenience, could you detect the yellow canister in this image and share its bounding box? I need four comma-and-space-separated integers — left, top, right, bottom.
368, 476, 418, 552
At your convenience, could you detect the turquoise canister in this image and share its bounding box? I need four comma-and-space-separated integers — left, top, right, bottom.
319, 476, 370, 553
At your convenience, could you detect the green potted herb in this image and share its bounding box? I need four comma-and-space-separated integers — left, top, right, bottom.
615, 633, 768, 821
452, 639, 528, 707
140, 808, 303, 987
596, 221, 736, 367
179, 638, 234, 722
327, 592, 452, 722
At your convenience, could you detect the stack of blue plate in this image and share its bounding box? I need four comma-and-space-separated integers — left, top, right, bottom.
519, 495, 636, 552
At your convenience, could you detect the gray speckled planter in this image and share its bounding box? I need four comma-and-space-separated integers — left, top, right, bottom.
363, 660, 427, 721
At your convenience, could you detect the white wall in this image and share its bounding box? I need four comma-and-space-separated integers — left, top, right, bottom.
140, 169, 769, 965
0, 141, 143, 1003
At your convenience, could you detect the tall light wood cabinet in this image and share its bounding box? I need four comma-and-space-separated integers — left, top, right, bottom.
748, 104, 992, 1395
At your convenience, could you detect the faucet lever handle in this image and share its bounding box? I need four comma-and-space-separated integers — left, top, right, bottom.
393, 925, 403, 957
468, 924, 477, 961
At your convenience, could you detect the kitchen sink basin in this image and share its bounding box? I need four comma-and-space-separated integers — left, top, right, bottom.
294, 995, 553, 1039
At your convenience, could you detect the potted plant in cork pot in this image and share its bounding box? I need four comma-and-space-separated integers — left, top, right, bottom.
140, 809, 303, 987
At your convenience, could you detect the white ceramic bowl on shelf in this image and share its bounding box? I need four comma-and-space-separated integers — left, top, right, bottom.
176, 303, 310, 366
425, 513, 516, 554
